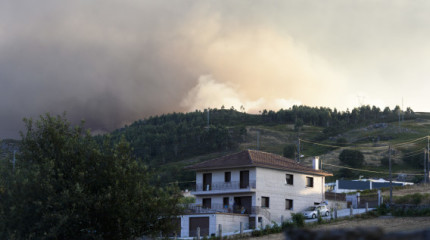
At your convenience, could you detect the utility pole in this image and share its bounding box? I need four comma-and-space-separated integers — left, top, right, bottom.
257, 131, 260, 150
428, 136, 430, 183
297, 138, 301, 163
389, 145, 392, 204
424, 149, 427, 184
12, 150, 16, 172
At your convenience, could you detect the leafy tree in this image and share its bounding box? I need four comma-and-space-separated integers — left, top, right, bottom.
339, 149, 364, 167
283, 144, 296, 159
1, 114, 182, 239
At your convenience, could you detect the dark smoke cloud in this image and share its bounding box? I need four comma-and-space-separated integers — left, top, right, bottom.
2, 0, 430, 138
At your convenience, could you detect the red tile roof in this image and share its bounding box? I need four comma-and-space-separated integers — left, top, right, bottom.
186, 150, 332, 176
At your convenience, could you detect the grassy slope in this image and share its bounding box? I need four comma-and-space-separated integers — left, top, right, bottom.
168, 117, 430, 185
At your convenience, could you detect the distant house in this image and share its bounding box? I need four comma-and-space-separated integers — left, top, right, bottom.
178, 150, 332, 238
328, 178, 413, 193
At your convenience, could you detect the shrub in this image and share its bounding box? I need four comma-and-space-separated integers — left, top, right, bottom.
339, 149, 364, 167
291, 213, 305, 228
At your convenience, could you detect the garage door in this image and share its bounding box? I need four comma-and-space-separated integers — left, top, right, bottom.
189, 217, 209, 237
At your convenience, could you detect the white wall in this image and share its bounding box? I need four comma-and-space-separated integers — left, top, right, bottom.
180, 213, 250, 237
255, 167, 325, 223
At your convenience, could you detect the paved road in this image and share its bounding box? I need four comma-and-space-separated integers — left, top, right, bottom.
305, 208, 374, 223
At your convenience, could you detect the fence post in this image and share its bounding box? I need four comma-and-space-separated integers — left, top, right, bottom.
350, 205, 353, 216
378, 190, 381, 207
197, 227, 200, 240
334, 207, 338, 219
366, 202, 369, 212
240, 222, 243, 235
218, 224, 222, 239
281, 215, 284, 223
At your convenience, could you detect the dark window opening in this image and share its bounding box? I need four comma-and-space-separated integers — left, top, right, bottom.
285, 199, 293, 210
306, 177, 314, 188
261, 197, 270, 208
202, 198, 211, 209
223, 197, 229, 208
225, 172, 231, 182
286, 174, 293, 185
203, 173, 212, 191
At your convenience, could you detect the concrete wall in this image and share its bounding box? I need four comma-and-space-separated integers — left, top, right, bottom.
180, 213, 249, 237
215, 214, 249, 235
255, 167, 325, 223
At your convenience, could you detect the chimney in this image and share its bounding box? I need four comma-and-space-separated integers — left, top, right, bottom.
312, 157, 320, 170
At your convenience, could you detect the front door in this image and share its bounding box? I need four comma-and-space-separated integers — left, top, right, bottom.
240, 171, 249, 188
234, 196, 252, 214
203, 173, 212, 191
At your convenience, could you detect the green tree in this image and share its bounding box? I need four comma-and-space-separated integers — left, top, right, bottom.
1, 114, 182, 239
339, 149, 364, 167
283, 144, 296, 159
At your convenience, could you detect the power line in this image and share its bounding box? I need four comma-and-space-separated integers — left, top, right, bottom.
322, 162, 425, 176
300, 136, 429, 150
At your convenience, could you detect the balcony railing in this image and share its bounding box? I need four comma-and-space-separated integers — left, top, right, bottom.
182, 203, 270, 220
195, 180, 256, 192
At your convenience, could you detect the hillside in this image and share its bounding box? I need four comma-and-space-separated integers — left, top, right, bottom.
2, 105, 427, 188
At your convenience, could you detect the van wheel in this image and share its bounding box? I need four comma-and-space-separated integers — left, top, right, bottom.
312, 214, 316, 219
325, 211, 329, 216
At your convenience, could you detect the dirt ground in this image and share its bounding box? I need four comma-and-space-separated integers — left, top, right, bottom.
247, 216, 430, 239
311, 216, 430, 233
383, 184, 430, 197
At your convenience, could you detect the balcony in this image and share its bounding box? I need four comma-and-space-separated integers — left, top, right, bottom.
183, 203, 270, 220
192, 180, 257, 195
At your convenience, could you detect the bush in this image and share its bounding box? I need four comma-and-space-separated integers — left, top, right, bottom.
317, 211, 323, 224
281, 221, 294, 230
339, 149, 364, 167
376, 203, 389, 215
291, 213, 305, 228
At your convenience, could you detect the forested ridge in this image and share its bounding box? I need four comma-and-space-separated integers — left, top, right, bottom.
0, 105, 416, 187
94, 105, 414, 185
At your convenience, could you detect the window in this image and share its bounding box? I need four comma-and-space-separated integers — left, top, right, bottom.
225, 172, 231, 182
202, 198, 211, 209
261, 197, 270, 208
285, 174, 293, 185
285, 199, 293, 210
306, 177, 314, 187
223, 197, 229, 208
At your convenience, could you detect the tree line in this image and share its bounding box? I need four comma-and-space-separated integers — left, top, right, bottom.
101, 105, 414, 166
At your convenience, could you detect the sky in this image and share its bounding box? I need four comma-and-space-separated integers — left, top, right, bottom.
1, 0, 430, 139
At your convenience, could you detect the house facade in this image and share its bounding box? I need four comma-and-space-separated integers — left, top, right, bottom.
179, 150, 332, 238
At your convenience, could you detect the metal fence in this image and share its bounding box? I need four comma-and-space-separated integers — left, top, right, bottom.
195, 180, 257, 191
325, 192, 346, 201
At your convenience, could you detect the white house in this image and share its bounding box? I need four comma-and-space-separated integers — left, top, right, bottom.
178, 150, 332, 238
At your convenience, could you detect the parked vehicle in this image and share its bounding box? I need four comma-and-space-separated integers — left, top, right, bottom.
302, 205, 330, 219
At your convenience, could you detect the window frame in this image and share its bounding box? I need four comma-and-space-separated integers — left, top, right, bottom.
306, 176, 314, 188
285, 199, 293, 210
261, 196, 270, 208
285, 174, 294, 185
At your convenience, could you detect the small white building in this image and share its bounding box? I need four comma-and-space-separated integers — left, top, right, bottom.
179, 150, 332, 237
328, 178, 414, 193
